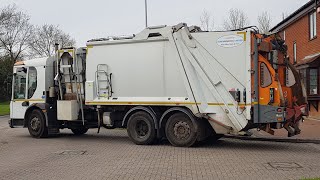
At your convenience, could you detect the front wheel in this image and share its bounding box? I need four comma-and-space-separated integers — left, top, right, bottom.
27, 109, 48, 138
165, 112, 197, 147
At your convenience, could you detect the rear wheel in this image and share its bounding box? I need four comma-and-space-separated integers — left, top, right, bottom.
127, 111, 156, 145
71, 127, 88, 135
165, 112, 197, 147
27, 109, 48, 138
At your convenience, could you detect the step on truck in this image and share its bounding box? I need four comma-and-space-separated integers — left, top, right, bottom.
9, 23, 308, 147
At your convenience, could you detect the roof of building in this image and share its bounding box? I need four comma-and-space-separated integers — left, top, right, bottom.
270, 0, 318, 32
296, 52, 320, 67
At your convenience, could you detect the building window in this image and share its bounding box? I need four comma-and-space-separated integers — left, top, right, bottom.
299, 68, 319, 96
300, 69, 307, 89
283, 31, 286, 41
293, 42, 297, 63
310, 11, 317, 40
309, 68, 318, 95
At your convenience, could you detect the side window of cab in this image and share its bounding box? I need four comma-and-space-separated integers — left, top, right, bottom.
27, 67, 37, 99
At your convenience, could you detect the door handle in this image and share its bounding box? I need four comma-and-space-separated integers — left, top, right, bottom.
22, 101, 29, 107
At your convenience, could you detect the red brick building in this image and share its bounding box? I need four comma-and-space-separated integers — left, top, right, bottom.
271, 0, 320, 118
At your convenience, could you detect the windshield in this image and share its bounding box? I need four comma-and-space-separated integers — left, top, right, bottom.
13, 66, 38, 100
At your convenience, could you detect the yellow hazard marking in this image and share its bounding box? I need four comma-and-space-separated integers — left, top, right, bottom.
85, 101, 197, 106
13, 99, 45, 102
237, 32, 247, 41
85, 101, 253, 106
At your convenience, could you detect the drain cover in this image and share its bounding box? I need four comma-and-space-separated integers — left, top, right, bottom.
268, 162, 302, 169
59, 150, 87, 155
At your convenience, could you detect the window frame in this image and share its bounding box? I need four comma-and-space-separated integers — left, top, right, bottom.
299, 69, 307, 89
309, 11, 317, 40
300, 68, 320, 97
13, 67, 28, 100
27, 67, 37, 99
293, 41, 297, 64
308, 68, 319, 96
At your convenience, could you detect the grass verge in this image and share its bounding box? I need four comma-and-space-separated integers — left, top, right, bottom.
0, 101, 10, 116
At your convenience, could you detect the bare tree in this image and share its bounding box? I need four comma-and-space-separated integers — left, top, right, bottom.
223, 8, 249, 30
28, 24, 76, 57
0, 5, 16, 26
0, 5, 33, 63
200, 10, 214, 31
258, 11, 272, 34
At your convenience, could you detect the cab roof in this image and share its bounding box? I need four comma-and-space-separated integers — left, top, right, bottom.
14, 57, 49, 67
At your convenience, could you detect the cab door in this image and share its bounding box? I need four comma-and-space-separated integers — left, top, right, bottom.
11, 66, 38, 120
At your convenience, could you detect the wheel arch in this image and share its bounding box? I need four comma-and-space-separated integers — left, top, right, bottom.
122, 106, 159, 129
159, 107, 198, 134
24, 103, 48, 127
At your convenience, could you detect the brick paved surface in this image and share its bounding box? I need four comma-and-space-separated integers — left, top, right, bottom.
0, 116, 320, 180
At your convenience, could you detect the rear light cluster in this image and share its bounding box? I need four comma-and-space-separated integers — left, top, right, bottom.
276, 107, 284, 121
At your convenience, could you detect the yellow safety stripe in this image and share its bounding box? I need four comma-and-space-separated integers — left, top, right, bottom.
58, 49, 74, 53
12, 99, 45, 102
86, 101, 197, 106
85, 101, 253, 106
12, 100, 253, 106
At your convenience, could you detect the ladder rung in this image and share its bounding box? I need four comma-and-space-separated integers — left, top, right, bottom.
62, 73, 82, 75
61, 65, 72, 68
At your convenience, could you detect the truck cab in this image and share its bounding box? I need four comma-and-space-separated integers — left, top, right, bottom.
9, 57, 54, 127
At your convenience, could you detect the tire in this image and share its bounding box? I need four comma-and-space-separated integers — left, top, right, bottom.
165, 112, 197, 147
127, 111, 156, 145
27, 109, 48, 138
71, 127, 89, 135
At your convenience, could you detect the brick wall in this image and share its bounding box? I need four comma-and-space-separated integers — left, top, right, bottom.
281, 11, 320, 63
279, 10, 320, 118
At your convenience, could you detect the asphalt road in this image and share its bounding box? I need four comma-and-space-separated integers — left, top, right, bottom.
0, 115, 320, 180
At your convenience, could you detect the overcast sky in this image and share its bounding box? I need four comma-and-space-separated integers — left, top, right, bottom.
0, 0, 309, 46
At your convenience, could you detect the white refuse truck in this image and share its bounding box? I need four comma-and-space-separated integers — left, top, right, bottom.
9, 23, 308, 147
